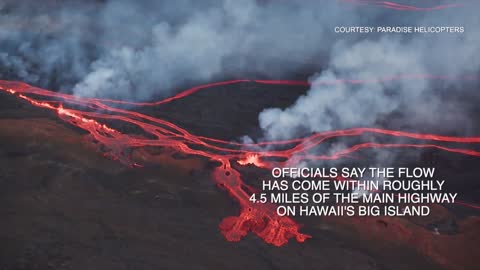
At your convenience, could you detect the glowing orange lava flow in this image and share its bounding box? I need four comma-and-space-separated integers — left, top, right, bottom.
1, 78, 479, 246
338, 0, 463, 10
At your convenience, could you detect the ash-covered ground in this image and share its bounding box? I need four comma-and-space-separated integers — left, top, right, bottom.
0, 82, 479, 270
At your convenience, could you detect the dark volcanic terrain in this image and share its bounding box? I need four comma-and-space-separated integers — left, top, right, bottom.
0, 83, 479, 270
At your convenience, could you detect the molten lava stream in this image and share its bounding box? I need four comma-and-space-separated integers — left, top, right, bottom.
1, 78, 480, 246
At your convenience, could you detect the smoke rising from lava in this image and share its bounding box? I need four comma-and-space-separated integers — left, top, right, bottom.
1, 0, 474, 100
1, 0, 479, 146
258, 7, 480, 145
0, 0, 347, 99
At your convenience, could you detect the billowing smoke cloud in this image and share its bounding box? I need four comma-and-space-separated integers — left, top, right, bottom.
1, 0, 479, 144
0, 0, 361, 100
3, 0, 462, 100
259, 5, 480, 142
